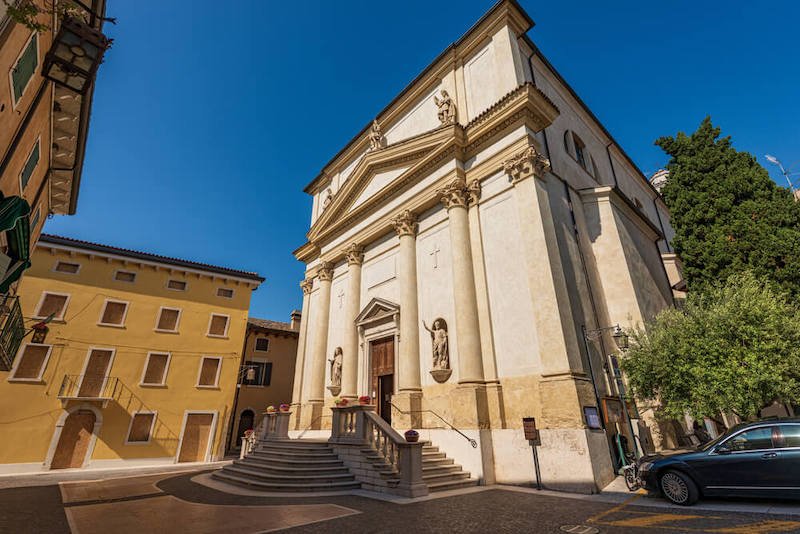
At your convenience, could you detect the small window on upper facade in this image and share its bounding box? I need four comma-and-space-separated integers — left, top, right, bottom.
54, 261, 80, 274
11, 33, 38, 106
572, 133, 587, 170
35, 292, 69, 320
115, 270, 137, 283
634, 198, 643, 210
99, 300, 128, 326
167, 279, 187, 291
217, 287, 234, 299
20, 138, 40, 191
255, 338, 269, 352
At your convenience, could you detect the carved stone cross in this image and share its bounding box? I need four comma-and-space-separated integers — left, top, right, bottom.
336, 288, 345, 309
429, 243, 441, 269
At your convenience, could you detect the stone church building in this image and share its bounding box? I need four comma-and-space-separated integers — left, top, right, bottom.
290, 0, 682, 492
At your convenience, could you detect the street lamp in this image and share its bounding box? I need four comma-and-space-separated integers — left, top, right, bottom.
42, 16, 111, 94
611, 325, 629, 350
765, 154, 799, 195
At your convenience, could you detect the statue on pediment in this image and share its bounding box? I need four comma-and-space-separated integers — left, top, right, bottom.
434, 90, 456, 125
322, 189, 333, 210
368, 120, 385, 151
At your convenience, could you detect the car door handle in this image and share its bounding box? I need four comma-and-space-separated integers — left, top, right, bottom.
762, 452, 778, 459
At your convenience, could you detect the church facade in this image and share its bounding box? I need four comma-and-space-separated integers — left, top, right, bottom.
291, 0, 681, 493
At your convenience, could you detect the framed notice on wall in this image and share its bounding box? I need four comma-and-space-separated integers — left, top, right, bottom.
602, 397, 624, 424
583, 406, 602, 430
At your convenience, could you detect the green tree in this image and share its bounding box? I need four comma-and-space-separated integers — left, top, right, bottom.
621, 272, 800, 422
657, 117, 800, 296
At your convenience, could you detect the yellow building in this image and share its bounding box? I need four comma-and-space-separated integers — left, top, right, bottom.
0, 234, 263, 473
227, 315, 299, 453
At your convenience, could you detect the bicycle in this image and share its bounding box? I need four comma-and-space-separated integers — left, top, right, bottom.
623, 461, 641, 491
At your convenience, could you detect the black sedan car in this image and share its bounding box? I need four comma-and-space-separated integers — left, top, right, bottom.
639, 419, 800, 505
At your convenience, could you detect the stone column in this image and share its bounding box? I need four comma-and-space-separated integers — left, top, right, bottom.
341, 243, 364, 400
437, 178, 484, 385
290, 278, 313, 428
392, 210, 421, 393
308, 262, 334, 409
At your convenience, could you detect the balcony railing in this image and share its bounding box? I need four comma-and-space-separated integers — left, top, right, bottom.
58, 374, 120, 402
0, 296, 25, 371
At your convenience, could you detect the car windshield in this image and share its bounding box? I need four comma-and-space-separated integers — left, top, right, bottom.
699, 423, 745, 451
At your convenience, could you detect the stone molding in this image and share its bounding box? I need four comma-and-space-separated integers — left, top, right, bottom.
300, 278, 314, 294
503, 145, 551, 184
344, 243, 365, 266
466, 179, 481, 206
317, 262, 335, 282
392, 209, 418, 237
437, 178, 482, 210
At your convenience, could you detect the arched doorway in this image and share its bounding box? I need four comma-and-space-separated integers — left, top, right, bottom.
51, 409, 96, 469
236, 409, 255, 447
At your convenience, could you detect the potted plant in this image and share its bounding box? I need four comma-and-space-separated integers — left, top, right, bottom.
279, 403, 290, 412
265, 405, 276, 414
334, 397, 348, 407
404, 429, 419, 443
358, 395, 371, 405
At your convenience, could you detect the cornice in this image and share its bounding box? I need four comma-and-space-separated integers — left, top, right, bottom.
578, 186, 663, 241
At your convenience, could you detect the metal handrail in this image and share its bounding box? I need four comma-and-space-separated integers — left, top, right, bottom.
390, 402, 478, 448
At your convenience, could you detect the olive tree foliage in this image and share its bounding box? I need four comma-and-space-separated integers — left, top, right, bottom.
621, 272, 800, 422
2, 0, 83, 31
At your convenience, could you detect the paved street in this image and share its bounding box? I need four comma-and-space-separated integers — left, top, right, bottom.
2, 468, 800, 533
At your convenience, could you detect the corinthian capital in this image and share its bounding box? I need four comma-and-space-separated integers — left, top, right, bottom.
503, 145, 551, 184
300, 278, 314, 294
466, 179, 481, 205
344, 243, 365, 266
437, 178, 469, 210
392, 209, 418, 237
317, 261, 335, 282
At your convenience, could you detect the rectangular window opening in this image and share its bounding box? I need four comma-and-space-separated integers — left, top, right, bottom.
167, 279, 187, 291
36, 292, 68, 320
11, 343, 51, 380
197, 357, 221, 387
255, 338, 269, 352
141, 353, 169, 385
127, 413, 155, 443
156, 307, 180, 332
54, 261, 80, 274
207, 314, 229, 337
114, 270, 137, 283
99, 300, 128, 326
217, 287, 234, 298
11, 33, 38, 105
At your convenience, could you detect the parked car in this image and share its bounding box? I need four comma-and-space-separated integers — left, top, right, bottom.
638, 418, 800, 505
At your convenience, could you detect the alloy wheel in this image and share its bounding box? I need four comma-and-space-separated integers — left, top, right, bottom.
661, 472, 689, 504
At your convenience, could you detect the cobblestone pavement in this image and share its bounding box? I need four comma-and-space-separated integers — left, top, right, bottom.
2, 468, 800, 533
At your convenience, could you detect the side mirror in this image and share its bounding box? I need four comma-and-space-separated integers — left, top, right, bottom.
715, 444, 731, 455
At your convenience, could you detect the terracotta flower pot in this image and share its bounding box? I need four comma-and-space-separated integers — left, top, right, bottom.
358, 396, 370, 405
279, 404, 290, 412
404, 430, 419, 443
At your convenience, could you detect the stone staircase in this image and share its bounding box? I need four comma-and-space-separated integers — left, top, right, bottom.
212, 439, 477, 494
212, 440, 361, 492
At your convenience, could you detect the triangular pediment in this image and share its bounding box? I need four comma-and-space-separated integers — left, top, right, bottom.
309, 125, 456, 241
355, 297, 400, 326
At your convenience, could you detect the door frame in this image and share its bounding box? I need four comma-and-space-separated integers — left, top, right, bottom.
365, 334, 398, 399
76, 346, 117, 397
175, 410, 218, 463
44, 404, 102, 469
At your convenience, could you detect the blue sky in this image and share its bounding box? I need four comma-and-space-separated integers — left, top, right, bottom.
44, 0, 800, 320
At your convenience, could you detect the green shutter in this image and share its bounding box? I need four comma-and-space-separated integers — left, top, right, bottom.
20, 141, 40, 190
12, 35, 39, 103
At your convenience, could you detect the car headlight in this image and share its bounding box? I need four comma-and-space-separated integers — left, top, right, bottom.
638, 461, 654, 472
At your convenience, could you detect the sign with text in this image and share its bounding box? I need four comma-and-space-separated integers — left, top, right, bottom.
523, 417, 540, 445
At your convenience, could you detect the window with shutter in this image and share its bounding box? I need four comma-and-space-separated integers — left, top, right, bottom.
11, 34, 38, 105
20, 139, 40, 190
255, 338, 269, 352
197, 357, 221, 387
114, 270, 137, 283
127, 413, 155, 443
99, 300, 128, 326
54, 261, 80, 274
156, 308, 180, 332
36, 293, 69, 319
11, 344, 51, 380
141, 353, 169, 385
207, 314, 229, 337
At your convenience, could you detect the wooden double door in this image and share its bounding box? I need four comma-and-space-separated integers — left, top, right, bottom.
370, 336, 395, 424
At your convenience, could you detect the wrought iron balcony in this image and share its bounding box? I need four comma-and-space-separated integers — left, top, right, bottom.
0, 296, 25, 371
57, 374, 120, 405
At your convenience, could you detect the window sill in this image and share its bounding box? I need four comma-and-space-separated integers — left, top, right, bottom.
7, 378, 45, 384
153, 329, 179, 334
124, 440, 152, 446
35, 317, 65, 324
206, 335, 229, 340
97, 323, 126, 329
139, 383, 168, 388
196, 385, 220, 390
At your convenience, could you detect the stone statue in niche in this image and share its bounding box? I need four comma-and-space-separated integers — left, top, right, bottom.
423, 319, 449, 370
434, 90, 456, 125
329, 347, 343, 387
368, 119, 384, 151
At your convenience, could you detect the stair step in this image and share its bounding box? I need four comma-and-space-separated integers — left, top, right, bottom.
222, 465, 356, 485
422, 451, 446, 459
423, 471, 470, 483
245, 454, 344, 467
235, 459, 348, 474
253, 449, 336, 458
258, 442, 332, 452
212, 471, 361, 493
422, 464, 463, 475
427, 478, 479, 492
421, 457, 455, 467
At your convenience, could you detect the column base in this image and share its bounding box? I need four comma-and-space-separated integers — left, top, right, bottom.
448, 384, 490, 429
391, 391, 423, 430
